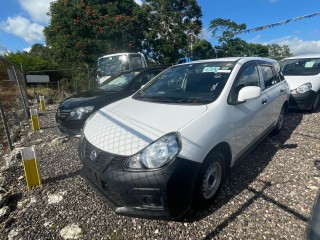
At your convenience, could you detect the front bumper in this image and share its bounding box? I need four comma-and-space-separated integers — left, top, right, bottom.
55, 113, 85, 137
78, 136, 201, 220
289, 90, 316, 110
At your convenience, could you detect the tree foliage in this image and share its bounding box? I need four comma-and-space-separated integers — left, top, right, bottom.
209, 18, 246, 44
212, 38, 268, 58
141, 0, 202, 64
192, 39, 217, 59
209, 18, 291, 58
5, 45, 58, 72
267, 44, 292, 60
44, 0, 146, 67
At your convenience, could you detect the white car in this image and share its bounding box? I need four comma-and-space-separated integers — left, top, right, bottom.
280, 54, 320, 112
79, 57, 290, 219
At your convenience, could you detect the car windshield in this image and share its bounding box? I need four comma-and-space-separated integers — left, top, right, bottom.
97, 54, 128, 76
281, 58, 320, 76
133, 62, 235, 104
98, 70, 141, 91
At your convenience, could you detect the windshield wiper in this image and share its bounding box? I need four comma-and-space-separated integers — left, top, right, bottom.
176, 97, 213, 103
137, 96, 177, 102
134, 95, 212, 104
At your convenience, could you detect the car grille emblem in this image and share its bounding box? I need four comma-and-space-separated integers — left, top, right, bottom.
90, 149, 98, 161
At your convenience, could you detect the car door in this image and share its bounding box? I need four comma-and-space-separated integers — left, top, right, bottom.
230, 62, 269, 159
258, 64, 285, 127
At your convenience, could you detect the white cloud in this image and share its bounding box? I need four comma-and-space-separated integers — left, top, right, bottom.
23, 47, 32, 52
0, 16, 45, 43
0, 44, 9, 55
247, 34, 320, 56
198, 27, 212, 41
134, 0, 142, 5
266, 36, 320, 56
19, 0, 53, 24
247, 34, 262, 43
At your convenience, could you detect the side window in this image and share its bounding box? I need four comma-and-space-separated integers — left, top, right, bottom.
131, 71, 160, 91
278, 70, 285, 82
260, 65, 279, 89
236, 65, 260, 90
231, 65, 260, 102
129, 54, 143, 69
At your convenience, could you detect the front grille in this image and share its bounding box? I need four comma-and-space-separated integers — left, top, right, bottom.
81, 137, 128, 206
57, 109, 70, 118
84, 138, 127, 172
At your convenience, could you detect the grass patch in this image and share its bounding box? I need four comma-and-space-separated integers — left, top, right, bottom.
27, 86, 69, 103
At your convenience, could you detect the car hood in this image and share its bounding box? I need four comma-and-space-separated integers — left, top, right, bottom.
59, 89, 120, 110
284, 75, 318, 90
84, 98, 208, 156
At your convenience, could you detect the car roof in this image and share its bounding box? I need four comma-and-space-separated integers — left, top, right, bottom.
180, 57, 278, 65
281, 54, 320, 60
98, 53, 143, 59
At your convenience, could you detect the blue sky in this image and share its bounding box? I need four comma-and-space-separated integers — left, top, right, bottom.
1, 0, 320, 56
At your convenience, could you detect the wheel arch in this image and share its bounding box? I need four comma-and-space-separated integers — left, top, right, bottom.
283, 100, 289, 115
205, 142, 232, 171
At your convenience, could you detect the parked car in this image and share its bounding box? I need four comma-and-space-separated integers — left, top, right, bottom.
280, 55, 320, 112
79, 57, 290, 219
56, 66, 169, 137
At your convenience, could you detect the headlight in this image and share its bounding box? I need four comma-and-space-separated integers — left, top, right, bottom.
125, 132, 181, 170
67, 106, 94, 120
293, 82, 312, 94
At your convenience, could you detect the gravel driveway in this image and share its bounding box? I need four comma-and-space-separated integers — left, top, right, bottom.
0, 104, 319, 239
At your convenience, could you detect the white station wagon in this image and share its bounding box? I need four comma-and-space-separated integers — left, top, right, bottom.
79, 57, 290, 219
280, 54, 320, 112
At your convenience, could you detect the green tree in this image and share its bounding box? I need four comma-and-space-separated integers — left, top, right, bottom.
209, 18, 246, 44
209, 18, 270, 58
192, 39, 217, 59
5, 52, 50, 72
267, 44, 292, 60
5, 44, 59, 71
44, 0, 146, 67
141, 0, 202, 64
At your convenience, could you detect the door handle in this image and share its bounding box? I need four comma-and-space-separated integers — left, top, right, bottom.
280, 89, 284, 93
262, 99, 267, 104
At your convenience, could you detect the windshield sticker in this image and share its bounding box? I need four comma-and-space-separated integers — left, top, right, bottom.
305, 61, 315, 68
217, 70, 231, 73
211, 83, 219, 91
203, 67, 220, 73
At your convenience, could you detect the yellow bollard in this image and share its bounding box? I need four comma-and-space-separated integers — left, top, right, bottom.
30, 108, 40, 131
39, 95, 46, 112
21, 147, 41, 190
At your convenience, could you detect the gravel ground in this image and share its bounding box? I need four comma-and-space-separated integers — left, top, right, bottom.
0, 104, 319, 239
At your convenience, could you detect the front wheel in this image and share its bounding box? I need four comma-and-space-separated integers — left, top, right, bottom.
312, 92, 320, 113
193, 151, 226, 209
273, 105, 285, 134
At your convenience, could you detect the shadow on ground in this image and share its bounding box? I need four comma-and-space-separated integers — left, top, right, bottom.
181, 111, 304, 238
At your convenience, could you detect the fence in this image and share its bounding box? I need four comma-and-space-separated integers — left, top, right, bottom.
0, 57, 97, 163
0, 57, 30, 161
25, 67, 97, 101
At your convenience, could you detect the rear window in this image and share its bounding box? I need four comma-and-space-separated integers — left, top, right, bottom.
281, 58, 320, 76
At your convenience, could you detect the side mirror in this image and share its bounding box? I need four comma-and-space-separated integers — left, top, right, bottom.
238, 86, 261, 102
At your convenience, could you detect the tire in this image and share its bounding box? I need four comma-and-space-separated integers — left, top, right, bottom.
312, 92, 320, 113
193, 151, 226, 209
273, 105, 285, 134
